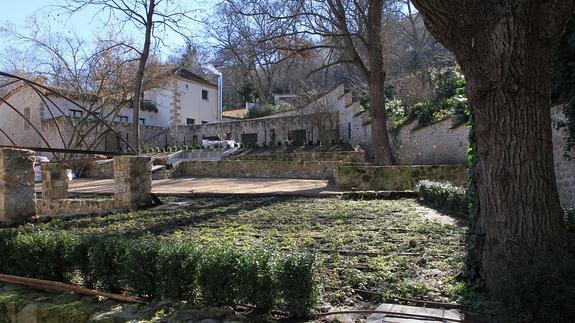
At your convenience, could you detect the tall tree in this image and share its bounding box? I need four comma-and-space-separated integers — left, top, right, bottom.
229, 0, 397, 164
411, 0, 575, 291
64, 0, 195, 152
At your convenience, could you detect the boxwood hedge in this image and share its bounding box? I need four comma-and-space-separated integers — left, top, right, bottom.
0, 230, 318, 318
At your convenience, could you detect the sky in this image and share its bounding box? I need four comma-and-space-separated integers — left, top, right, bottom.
0, 0, 216, 68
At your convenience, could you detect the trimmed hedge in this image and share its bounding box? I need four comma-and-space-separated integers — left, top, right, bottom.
417, 181, 575, 230
416, 180, 468, 215
0, 231, 318, 318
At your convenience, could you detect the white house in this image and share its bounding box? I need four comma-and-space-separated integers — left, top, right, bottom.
0, 68, 219, 149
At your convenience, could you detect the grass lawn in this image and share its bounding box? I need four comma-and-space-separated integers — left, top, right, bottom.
24, 196, 468, 311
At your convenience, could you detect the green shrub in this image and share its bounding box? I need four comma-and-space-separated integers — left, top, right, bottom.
156, 242, 200, 301
416, 180, 468, 215
409, 101, 436, 125
9, 231, 77, 282
236, 250, 276, 311
0, 230, 17, 273
276, 252, 318, 318
123, 237, 160, 298
88, 237, 128, 293
499, 256, 575, 322
0, 231, 319, 315
198, 246, 242, 306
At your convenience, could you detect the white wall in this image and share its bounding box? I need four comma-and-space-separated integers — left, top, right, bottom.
0, 87, 44, 147
176, 78, 218, 125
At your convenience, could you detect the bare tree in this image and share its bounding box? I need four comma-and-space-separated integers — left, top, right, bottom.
412, 0, 575, 292
1, 21, 166, 156
211, 1, 304, 102
225, 0, 399, 165
63, 0, 196, 152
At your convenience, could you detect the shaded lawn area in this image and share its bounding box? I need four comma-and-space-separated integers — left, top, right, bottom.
25, 197, 468, 309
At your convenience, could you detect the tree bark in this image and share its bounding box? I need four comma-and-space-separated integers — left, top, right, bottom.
368, 0, 392, 165
132, 0, 155, 153
412, 0, 574, 291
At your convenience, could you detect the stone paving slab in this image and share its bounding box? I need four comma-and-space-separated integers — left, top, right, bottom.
36, 177, 343, 196
366, 303, 463, 322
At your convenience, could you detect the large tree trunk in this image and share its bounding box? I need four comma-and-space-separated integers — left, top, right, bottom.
368, 0, 392, 165
412, 0, 574, 291
131, 0, 155, 153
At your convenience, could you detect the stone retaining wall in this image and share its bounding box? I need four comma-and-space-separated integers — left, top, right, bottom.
37, 198, 118, 217
335, 165, 467, 191
172, 159, 362, 180
231, 151, 365, 163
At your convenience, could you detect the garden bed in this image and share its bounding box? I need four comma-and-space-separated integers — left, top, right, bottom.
0, 197, 468, 319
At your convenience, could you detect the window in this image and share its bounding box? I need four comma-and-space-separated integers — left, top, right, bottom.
70, 109, 83, 118
90, 112, 100, 121
139, 118, 146, 125
202, 121, 209, 124
24, 107, 30, 129
186, 118, 195, 125
119, 116, 128, 123
202, 89, 209, 101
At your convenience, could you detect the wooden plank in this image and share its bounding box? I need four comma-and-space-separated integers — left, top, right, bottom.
366, 303, 463, 322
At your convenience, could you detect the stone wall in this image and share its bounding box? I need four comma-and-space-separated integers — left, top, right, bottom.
41, 163, 69, 200
552, 106, 575, 206
169, 113, 339, 148
391, 117, 469, 165
35, 156, 152, 217
42, 116, 167, 153
0, 149, 36, 225
388, 106, 574, 205
113, 156, 152, 209
335, 164, 468, 191
37, 198, 117, 217
81, 160, 115, 178
172, 159, 361, 180
231, 150, 365, 163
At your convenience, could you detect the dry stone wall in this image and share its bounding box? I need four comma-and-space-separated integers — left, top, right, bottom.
0, 149, 36, 225
41, 163, 69, 200
172, 159, 361, 180
335, 165, 468, 191
114, 156, 152, 209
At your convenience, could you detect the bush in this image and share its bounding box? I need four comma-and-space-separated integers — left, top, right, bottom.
276, 252, 318, 318
236, 250, 276, 311
499, 256, 575, 322
123, 237, 160, 298
157, 242, 200, 301
0, 231, 318, 316
9, 231, 77, 282
198, 246, 242, 306
409, 101, 436, 125
416, 180, 468, 215
88, 237, 128, 293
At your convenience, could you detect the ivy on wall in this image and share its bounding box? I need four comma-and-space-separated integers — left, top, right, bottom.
465, 111, 481, 280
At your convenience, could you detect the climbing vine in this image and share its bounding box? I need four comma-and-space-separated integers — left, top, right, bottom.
465, 110, 481, 280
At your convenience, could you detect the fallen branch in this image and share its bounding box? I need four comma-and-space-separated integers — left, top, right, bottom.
0, 274, 147, 304
315, 309, 463, 322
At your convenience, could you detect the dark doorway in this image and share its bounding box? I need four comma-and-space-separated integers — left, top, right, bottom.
241, 133, 258, 146
288, 129, 306, 146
